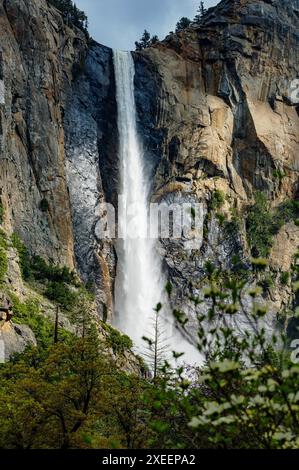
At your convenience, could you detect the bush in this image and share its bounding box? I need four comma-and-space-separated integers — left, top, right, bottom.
145, 255, 299, 450
0, 229, 8, 283
0, 200, 4, 225
11, 233, 31, 280
29, 255, 77, 285
102, 323, 133, 354
10, 294, 54, 350
11, 234, 77, 286
10, 293, 72, 350
44, 281, 78, 311
281, 271, 290, 286
246, 193, 299, 258
48, 0, 88, 36
210, 189, 225, 210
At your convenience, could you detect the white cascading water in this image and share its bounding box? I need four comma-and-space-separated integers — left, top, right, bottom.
113, 50, 200, 365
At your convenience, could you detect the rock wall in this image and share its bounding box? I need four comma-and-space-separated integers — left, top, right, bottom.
0, 0, 116, 317
0, 0, 83, 266
1, 0, 299, 342
133, 0, 299, 332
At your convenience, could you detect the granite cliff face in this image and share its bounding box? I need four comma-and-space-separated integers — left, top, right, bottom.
0, 0, 299, 353
133, 0, 299, 335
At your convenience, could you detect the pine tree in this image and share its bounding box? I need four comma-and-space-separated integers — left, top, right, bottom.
175, 17, 192, 33
135, 30, 151, 50
142, 303, 170, 380
150, 35, 159, 46
135, 31, 159, 51
48, 0, 88, 36
194, 1, 207, 23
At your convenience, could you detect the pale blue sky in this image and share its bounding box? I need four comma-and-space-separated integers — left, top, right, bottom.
75, 0, 218, 50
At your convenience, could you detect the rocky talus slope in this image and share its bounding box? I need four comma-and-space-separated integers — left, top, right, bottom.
0, 0, 299, 355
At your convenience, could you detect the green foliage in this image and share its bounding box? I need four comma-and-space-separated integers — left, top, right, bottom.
44, 281, 78, 311
10, 234, 79, 311
11, 235, 76, 285
11, 233, 31, 280
210, 189, 225, 210
194, 1, 207, 23
0, 229, 8, 283
48, 0, 88, 36
2, 236, 299, 450
0, 200, 4, 225
246, 193, 299, 257
135, 30, 159, 50
0, 329, 151, 449
143, 258, 299, 449
216, 211, 226, 226
102, 323, 133, 354
29, 255, 77, 285
9, 293, 70, 350
175, 17, 191, 32
246, 193, 273, 257
281, 271, 290, 286
273, 169, 287, 181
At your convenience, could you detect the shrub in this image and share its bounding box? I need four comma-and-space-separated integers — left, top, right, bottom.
102, 323, 133, 354
246, 193, 299, 258
281, 271, 290, 286
0, 229, 8, 283
246, 192, 273, 257
48, 0, 88, 36
11, 233, 31, 280
10, 235, 77, 286
10, 294, 53, 350
0, 200, 4, 225
10, 293, 72, 350
44, 281, 78, 311
210, 190, 225, 210
29, 255, 77, 285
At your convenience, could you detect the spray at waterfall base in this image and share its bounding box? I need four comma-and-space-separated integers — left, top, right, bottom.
95, 197, 204, 365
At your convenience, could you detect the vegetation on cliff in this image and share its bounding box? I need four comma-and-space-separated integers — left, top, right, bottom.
135, 30, 159, 51
0, 230, 8, 284
246, 193, 299, 258
48, 0, 88, 36
135, 1, 208, 50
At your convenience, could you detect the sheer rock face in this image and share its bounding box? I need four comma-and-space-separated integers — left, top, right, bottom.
133, 0, 299, 327
1, 0, 299, 336
0, 0, 115, 316
64, 43, 117, 319
0, 0, 82, 267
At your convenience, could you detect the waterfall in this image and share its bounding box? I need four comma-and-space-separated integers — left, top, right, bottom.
113, 50, 200, 365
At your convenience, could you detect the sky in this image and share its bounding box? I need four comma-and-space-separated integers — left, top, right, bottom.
75, 0, 218, 50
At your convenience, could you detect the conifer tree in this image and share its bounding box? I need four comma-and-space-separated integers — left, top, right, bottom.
194, 1, 207, 23
142, 303, 170, 380
175, 17, 192, 33
135, 30, 159, 50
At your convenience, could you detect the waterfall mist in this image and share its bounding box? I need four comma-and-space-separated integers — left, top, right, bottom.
113, 50, 200, 366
